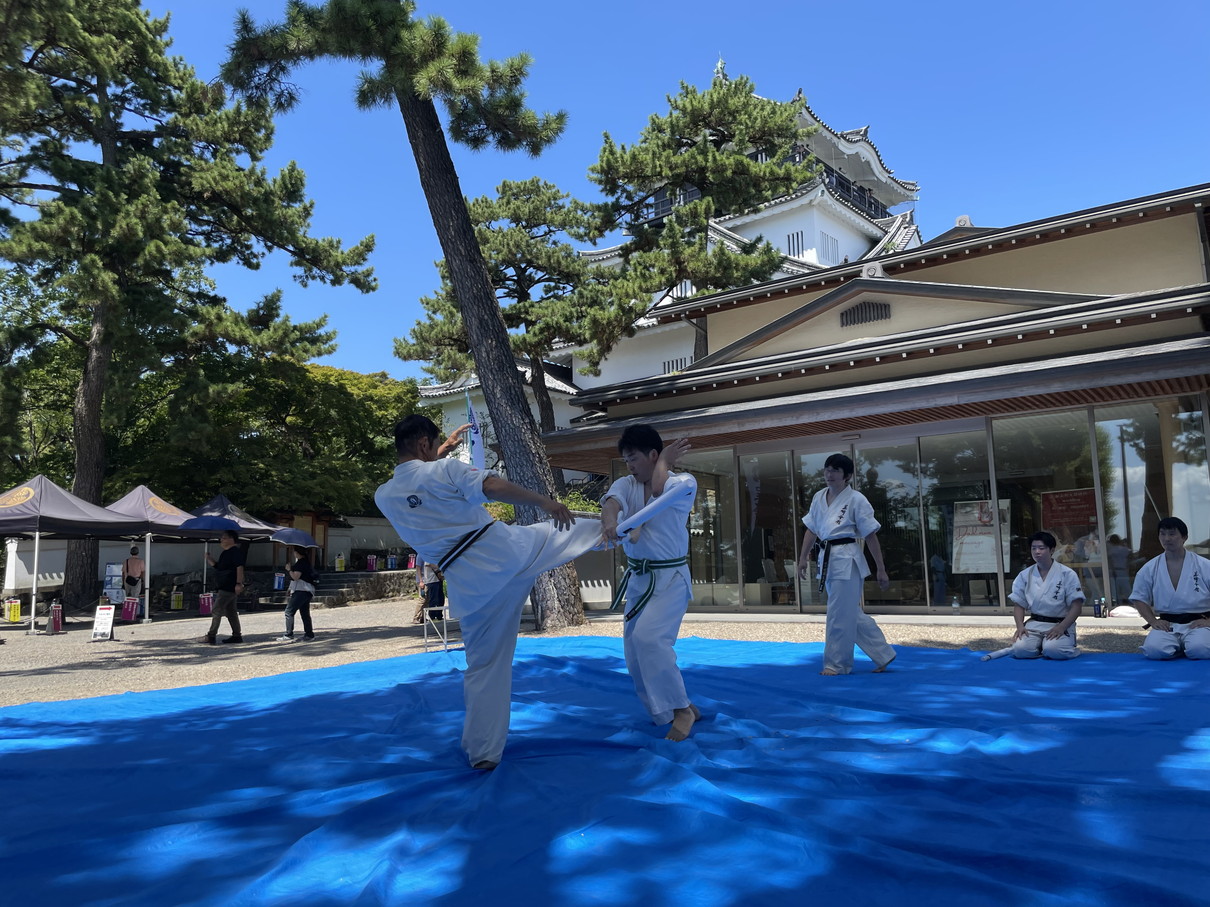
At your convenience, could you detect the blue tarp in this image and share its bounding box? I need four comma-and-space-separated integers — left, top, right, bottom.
3, 637, 1208, 906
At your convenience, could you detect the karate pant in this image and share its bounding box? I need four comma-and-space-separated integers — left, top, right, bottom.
622, 568, 692, 725
1142, 624, 1210, 660
447, 518, 601, 766
822, 572, 895, 674
1011, 621, 1079, 659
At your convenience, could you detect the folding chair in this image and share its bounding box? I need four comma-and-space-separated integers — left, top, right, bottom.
423, 602, 461, 652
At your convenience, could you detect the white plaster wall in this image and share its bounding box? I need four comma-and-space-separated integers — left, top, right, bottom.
899, 213, 1205, 295
574, 321, 697, 389
3, 537, 237, 592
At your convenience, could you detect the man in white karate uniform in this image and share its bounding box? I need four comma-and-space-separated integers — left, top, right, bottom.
375, 416, 601, 770
797, 453, 896, 675
600, 425, 700, 741
1129, 517, 1210, 660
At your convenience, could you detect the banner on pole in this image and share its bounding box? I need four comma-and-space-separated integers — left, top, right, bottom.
465, 390, 485, 471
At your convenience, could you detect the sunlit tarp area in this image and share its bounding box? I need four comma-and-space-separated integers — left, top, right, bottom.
3, 637, 1208, 906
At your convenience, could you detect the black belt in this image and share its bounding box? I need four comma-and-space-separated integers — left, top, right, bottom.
1158, 611, 1210, 625
438, 523, 495, 574
815, 537, 857, 592
1028, 613, 1063, 623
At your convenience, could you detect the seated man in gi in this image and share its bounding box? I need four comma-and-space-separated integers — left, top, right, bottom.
599, 425, 700, 741
1128, 516, 1210, 660
375, 416, 600, 771
1007, 531, 1084, 659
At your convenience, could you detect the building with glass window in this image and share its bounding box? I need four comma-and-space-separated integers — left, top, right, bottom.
547, 183, 1210, 614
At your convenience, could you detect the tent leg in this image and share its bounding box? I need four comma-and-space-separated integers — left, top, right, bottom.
28, 531, 40, 635
142, 531, 153, 623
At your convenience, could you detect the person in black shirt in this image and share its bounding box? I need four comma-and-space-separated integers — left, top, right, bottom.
277, 546, 316, 642
200, 530, 245, 644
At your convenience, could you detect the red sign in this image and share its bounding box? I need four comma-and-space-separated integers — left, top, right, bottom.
1042, 489, 1096, 529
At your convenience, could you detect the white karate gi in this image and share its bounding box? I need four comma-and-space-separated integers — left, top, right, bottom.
375, 459, 600, 765
803, 486, 896, 674
1006, 561, 1083, 659
1129, 551, 1210, 660
604, 471, 696, 725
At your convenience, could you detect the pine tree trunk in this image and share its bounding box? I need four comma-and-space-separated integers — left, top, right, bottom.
63, 308, 113, 610
527, 356, 566, 496
394, 88, 584, 630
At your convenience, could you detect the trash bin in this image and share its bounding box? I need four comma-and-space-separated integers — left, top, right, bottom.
199, 593, 213, 616
366, 554, 377, 572
4, 598, 20, 623
386, 555, 398, 570
48, 601, 63, 634
335, 554, 345, 572
273, 572, 286, 590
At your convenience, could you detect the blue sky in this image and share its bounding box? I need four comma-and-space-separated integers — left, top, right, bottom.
149, 0, 1210, 383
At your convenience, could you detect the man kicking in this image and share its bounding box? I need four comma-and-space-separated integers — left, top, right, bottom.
375, 416, 600, 770
600, 425, 700, 741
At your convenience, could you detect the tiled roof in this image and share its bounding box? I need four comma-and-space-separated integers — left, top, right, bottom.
419, 363, 579, 399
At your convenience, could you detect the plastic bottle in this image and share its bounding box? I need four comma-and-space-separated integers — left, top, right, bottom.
1092, 597, 1103, 618
951, 594, 961, 616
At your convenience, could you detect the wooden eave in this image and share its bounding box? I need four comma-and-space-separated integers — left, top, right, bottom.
545, 337, 1210, 473
649, 183, 1210, 323
577, 285, 1210, 410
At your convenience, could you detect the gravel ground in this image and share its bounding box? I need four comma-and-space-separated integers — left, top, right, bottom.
0, 597, 1149, 708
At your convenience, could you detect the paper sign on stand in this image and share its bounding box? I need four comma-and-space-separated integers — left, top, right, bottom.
92, 605, 115, 641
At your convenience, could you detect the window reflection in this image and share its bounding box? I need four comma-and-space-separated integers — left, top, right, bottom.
737, 451, 797, 608
919, 431, 997, 608
1094, 397, 1209, 605
856, 443, 924, 606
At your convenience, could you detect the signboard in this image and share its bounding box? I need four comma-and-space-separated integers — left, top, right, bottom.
92, 605, 115, 641
952, 499, 1011, 574
1041, 488, 1097, 531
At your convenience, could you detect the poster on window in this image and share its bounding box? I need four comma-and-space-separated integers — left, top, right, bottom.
952, 499, 1011, 573
1041, 488, 1098, 565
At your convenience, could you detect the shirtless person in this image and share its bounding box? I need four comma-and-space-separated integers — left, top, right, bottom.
600, 425, 699, 742
1129, 517, 1210, 660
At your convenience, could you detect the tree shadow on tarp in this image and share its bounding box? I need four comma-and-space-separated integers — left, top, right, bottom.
1, 638, 1208, 906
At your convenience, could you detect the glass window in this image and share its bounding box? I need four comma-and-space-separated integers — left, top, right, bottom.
993, 410, 1101, 599
795, 451, 841, 610
855, 443, 924, 607
1094, 396, 1210, 604
920, 430, 998, 608
737, 451, 797, 609
680, 447, 739, 609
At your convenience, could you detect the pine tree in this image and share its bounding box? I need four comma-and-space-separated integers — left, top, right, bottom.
585, 68, 819, 368
395, 177, 618, 491
0, 2, 375, 607
223, 0, 585, 629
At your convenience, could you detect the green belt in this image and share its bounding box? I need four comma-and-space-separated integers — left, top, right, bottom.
610, 556, 689, 622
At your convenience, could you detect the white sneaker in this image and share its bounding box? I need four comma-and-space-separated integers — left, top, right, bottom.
275, 635, 295, 642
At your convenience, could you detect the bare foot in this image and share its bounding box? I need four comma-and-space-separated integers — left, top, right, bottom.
874, 652, 897, 673
665, 705, 698, 741
819, 668, 841, 676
